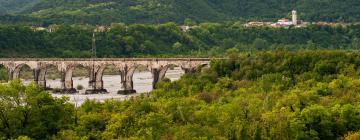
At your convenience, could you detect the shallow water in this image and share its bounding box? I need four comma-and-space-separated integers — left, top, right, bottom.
23, 67, 184, 105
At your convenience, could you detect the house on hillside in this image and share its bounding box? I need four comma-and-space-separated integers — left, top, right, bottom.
94, 26, 109, 32
31, 27, 47, 32
272, 18, 293, 27
244, 21, 272, 27
245, 10, 308, 28
180, 25, 198, 32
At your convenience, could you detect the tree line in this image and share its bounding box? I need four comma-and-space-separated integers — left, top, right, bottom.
1, 23, 360, 58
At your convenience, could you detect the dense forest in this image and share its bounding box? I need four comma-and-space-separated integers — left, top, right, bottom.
1, 0, 360, 24
1, 51, 360, 139
1, 23, 360, 57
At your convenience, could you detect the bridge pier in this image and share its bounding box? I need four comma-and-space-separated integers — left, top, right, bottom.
34, 68, 47, 89
7, 68, 14, 81
86, 65, 107, 94
95, 66, 106, 91
94, 80, 104, 90
118, 65, 136, 94
151, 66, 168, 89
88, 68, 95, 88
60, 68, 76, 93
12, 65, 23, 80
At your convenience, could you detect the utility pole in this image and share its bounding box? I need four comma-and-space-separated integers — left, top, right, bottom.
89, 28, 97, 90
85, 26, 107, 94
86, 26, 107, 94
92, 31, 97, 59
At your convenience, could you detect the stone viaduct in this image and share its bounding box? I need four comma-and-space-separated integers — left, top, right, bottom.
0, 58, 211, 93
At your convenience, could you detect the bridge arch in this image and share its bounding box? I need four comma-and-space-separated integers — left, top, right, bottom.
160, 64, 185, 82
98, 64, 118, 90
38, 64, 61, 90
62, 64, 91, 93
94, 64, 135, 93
84, 63, 146, 94
109, 63, 144, 93
147, 61, 209, 89
88, 64, 110, 92
131, 64, 153, 92
12, 63, 34, 80
180, 61, 209, 74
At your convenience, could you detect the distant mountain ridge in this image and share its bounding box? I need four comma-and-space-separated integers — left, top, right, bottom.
0, 0, 359, 24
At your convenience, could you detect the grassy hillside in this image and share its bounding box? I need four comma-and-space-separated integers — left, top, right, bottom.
0, 0, 359, 24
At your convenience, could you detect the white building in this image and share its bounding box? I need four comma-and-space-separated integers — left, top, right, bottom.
271, 10, 299, 27
180, 25, 198, 32
272, 18, 293, 27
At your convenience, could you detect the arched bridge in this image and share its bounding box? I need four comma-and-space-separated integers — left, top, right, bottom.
0, 58, 211, 93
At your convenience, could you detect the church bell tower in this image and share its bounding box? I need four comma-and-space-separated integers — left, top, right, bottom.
292, 10, 297, 25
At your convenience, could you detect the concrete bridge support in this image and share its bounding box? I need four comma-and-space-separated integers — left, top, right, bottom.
12, 65, 23, 80
34, 68, 47, 89
151, 65, 169, 89
118, 65, 137, 94
7, 68, 14, 81
86, 65, 107, 94
95, 66, 106, 91
59, 66, 76, 93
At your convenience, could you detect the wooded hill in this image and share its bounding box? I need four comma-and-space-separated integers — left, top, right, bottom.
0, 0, 360, 24
2, 23, 360, 58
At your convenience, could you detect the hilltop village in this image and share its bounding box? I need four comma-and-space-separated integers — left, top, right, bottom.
29, 10, 351, 33
244, 10, 349, 28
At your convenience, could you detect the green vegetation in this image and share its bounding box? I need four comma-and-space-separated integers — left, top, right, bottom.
2, 51, 360, 139
1, 23, 360, 58
1, 0, 360, 24
0, 80, 73, 139
0, 65, 7, 82
76, 84, 84, 90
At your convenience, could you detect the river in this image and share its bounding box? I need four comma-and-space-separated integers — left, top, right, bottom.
24, 67, 184, 105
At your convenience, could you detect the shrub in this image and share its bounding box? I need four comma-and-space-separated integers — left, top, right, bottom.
76, 84, 84, 90
343, 131, 360, 140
